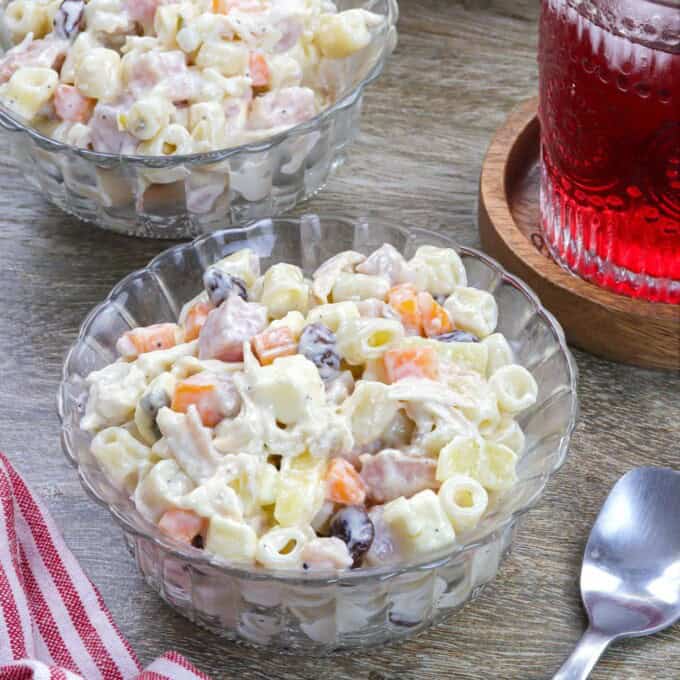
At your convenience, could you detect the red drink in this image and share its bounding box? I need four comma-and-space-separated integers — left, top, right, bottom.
539, 0, 679, 303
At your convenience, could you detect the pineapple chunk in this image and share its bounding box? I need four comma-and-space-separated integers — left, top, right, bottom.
274, 453, 326, 527
383, 489, 455, 556
205, 516, 257, 563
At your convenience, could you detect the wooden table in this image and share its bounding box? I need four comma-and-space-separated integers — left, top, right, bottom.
1, 0, 678, 677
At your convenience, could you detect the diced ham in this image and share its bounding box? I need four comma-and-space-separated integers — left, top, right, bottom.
355, 298, 399, 320
359, 449, 438, 504
89, 101, 138, 153
340, 438, 382, 468
124, 0, 171, 27
0, 36, 68, 84
274, 16, 303, 53
356, 244, 412, 286
126, 50, 196, 101
54, 84, 95, 122
248, 86, 316, 130
198, 293, 267, 362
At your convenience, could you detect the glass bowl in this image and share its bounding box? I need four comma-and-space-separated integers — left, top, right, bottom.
58, 215, 579, 652
0, 0, 398, 239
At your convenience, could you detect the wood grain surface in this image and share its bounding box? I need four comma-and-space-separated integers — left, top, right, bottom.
478, 98, 680, 370
0, 1, 679, 678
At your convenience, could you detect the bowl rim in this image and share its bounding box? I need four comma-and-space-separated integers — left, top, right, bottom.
0, 0, 398, 166
57, 214, 579, 584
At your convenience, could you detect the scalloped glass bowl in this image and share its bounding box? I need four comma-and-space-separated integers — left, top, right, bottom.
58, 215, 578, 652
0, 0, 397, 239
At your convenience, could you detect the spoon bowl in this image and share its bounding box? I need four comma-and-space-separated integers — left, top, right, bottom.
555, 467, 680, 679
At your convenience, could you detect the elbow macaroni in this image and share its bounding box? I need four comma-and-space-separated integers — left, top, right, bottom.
438, 475, 488, 533
137, 122, 193, 156
4, 0, 49, 42
260, 263, 310, 319
75, 48, 122, 102
2, 66, 58, 120
305, 301, 360, 334
489, 364, 538, 414
409, 246, 467, 296
256, 526, 308, 569
482, 332, 514, 376
124, 96, 174, 141
331, 272, 390, 303
336, 317, 404, 365
444, 287, 498, 339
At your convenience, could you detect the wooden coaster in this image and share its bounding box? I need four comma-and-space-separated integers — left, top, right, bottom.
478, 97, 680, 370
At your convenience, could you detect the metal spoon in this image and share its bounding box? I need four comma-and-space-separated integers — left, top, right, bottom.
554, 467, 680, 679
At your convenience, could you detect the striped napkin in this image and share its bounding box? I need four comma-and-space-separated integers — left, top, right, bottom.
0, 453, 211, 680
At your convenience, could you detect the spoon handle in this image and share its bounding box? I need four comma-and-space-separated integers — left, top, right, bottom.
553, 627, 612, 680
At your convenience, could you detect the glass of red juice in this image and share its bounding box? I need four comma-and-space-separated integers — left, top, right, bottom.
538, 0, 679, 303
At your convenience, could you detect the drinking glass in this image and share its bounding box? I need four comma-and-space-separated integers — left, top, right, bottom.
538, 0, 679, 303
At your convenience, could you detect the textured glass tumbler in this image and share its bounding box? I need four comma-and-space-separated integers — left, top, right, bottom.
0, 0, 398, 239
539, 0, 680, 303
58, 216, 578, 652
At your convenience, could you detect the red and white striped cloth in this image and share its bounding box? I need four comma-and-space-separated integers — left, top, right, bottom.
0, 453, 212, 680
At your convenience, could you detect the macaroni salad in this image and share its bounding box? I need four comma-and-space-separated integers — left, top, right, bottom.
81, 244, 539, 571
0, 0, 381, 154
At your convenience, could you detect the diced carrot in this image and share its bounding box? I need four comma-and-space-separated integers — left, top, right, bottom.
249, 52, 270, 90
172, 373, 224, 427
383, 346, 438, 383
387, 283, 421, 334
118, 323, 178, 359
252, 326, 297, 365
54, 84, 95, 123
158, 509, 206, 545
184, 301, 213, 342
325, 458, 366, 505
418, 292, 453, 337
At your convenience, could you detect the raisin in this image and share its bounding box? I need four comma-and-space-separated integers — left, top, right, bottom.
140, 388, 170, 420
203, 267, 247, 307
191, 534, 204, 549
53, 0, 85, 39
139, 388, 170, 439
329, 506, 374, 568
435, 329, 480, 343
298, 322, 340, 381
